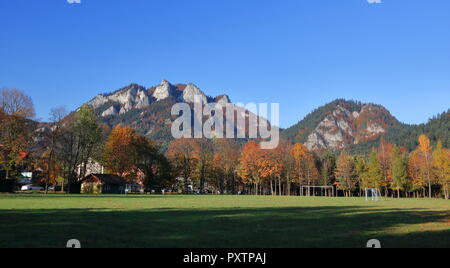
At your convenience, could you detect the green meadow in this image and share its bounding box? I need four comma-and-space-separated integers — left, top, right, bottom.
0, 194, 448, 248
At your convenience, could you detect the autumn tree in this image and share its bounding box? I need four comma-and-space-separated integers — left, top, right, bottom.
280, 141, 295, 195
366, 149, 383, 191
41, 107, 68, 193
291, 144, 319, 196
378, 138, 394, 196
192, 139, 214, 194
432, 141, 450, 199
0, 88, 35, 180
417, 135, 434, 198
319, 150, 336, 187
390, 145, 408, 198
211, 153, 225, 192
0, 88, 35, 118
277, 141, 294, 196
238, 141, 263, 195
167, 138, 197, 193
60, 106, 103, 191
103, 125, 138, 179
257, 147, 283, 196
132, 134, 172, 191
212, 139, 241, 194
355, 155, 368, 196
103, 126, 172, 189
335, 151, 357, 197
408, 150, 427, 198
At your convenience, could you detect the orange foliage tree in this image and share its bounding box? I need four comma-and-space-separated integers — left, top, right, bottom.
104, 125, 171, 189
277, 140, 294, 195
378, 138, 394, 196
103, 125, 138, 180
238, 141, 263, 195
408, 150, 427, 197
212, 139, 241, 194
257, 146, 284, 196
0, 88, 35, 180
291, 143, 319, 196
167, 138, 197, 193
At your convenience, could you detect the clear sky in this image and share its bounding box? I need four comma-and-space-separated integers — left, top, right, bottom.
1, 0, 449, 127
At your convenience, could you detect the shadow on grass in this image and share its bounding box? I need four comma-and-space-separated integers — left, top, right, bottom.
0, 205, 448, 248
0, 194, 180, 199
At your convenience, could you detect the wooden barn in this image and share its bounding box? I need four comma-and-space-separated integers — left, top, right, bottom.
80, 174, 127, 194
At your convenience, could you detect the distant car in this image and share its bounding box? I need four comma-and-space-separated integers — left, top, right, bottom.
47, 186, 62, 192
21, 185, 44, 191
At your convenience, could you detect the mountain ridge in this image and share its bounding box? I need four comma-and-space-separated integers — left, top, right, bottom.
76, 82, 448, 152
83, 80, 258, 148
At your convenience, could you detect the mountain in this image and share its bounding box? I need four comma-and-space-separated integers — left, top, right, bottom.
80, 82, 448, 153
83, 80, 262, 149
345, 110, 450, 154
281, 99, 401, 150
87, 81, 212, 116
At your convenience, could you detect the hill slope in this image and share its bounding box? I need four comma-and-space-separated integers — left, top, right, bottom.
281, 99, 400, 150
346, 110, 450, 154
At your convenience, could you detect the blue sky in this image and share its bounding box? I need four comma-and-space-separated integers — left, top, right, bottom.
1, 0, 449, 127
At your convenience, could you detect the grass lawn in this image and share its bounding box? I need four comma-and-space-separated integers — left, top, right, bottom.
0, 194, 448, 248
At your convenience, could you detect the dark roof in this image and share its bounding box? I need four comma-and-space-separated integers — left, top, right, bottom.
82, 174, 127, 185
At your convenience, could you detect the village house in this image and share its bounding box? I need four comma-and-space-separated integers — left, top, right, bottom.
80, 174, 127, 194
0, 147, 33, 192
77, 158, 105, 178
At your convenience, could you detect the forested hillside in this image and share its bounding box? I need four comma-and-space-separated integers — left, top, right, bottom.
281, 99, 400, 150
347, 110, 450, 154
281, 99, 449, 154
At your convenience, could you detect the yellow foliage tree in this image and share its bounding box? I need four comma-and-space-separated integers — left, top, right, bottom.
432, 141, 450, 199
335, 151, 357, 197
408, 150, 427, 197
291, 144, 319, 196
417, 135, 434, 198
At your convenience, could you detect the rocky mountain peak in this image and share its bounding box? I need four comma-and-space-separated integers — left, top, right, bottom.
304, 105, 355, 150
182, 83, 208, 104
152, 80, 177, 101
88, 84, 143, 107
80, 81, 263, 148
87, 84, 151, 116
282, 100, 400, 151
85, 81, 226, 121
215, 95, 231, 105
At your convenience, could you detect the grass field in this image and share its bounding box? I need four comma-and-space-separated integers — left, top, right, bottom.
0, 194, 448, 248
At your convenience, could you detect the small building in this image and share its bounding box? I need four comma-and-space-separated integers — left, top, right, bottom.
125, 183, 145, 194
80, 174, 127, 194
77, 158, 105, 178
17, 172, 33, 185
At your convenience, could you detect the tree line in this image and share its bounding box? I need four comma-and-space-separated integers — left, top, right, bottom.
1, 88, 449, 199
